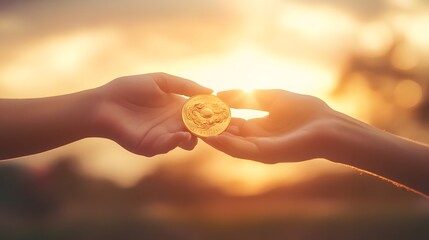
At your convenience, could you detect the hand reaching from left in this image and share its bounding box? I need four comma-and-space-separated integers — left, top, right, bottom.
94, 73, 212, 156
0, 72, 211, 159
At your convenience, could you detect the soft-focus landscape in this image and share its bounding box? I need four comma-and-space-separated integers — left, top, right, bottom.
1, 0, 429, 239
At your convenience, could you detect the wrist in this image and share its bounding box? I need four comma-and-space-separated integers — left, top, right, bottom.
84, 85, 126, 141
61, 89, 97, 140
79, 87, 112, 139
323, 111, 405, 169
324, 111, 429, 197
322, 111, 380, 164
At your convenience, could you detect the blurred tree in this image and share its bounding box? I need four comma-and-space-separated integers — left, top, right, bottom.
333, 36, 429, 141
0, 163, 55, 218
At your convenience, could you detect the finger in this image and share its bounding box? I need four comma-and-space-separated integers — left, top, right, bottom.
240, 118, 272, 136
150, 132, 190, 155
224, 117, 245, 134
154, 72, 213, 96
230, 117, 246, 127
179, 133, 198, 150
225, 125, 240, 135
204, 134, 262, 160
225, 117, 270, 136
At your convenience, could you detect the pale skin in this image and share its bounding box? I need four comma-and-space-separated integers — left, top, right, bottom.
203, 90, 429, 198
0, 72, 212, 160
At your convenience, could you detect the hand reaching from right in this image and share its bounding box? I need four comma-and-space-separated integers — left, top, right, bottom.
203, 89, 339, 163
204, 89, 429, 197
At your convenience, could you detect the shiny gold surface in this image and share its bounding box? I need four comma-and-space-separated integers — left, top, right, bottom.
182, 95, 231, 137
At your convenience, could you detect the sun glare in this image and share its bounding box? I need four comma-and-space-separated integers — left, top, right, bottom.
230, 108, 268, 120
178, 44, 336, 93
177, 45, 337, 119
137, 42, 338, 121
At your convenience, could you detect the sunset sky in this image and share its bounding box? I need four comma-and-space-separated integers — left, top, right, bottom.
1, 0, 429, 195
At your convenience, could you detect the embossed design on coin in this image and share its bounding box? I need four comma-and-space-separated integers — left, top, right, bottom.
182, 95, 231, 137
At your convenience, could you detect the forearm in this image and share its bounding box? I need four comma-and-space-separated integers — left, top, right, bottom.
0, 89, 100, 160
328, 112, 429, 197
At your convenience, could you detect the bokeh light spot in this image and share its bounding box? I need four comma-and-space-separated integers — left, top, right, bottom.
390, 43, 419, 70
394, 79, 423, 108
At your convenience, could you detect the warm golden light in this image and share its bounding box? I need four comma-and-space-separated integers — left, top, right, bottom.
2, 0, 429, 199
390, 43, 419, 70
357, 21, 393, 58
186, 45, 336, 94
2, 2, 429, 237
1, 29, 120, 97
388, 0, 418, 9
231, 108, 268, 120
394, 79, 423, 108
279, 4, 357, 40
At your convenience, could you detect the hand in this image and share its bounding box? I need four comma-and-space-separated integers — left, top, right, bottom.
204, 89, 340, 163
95, 73, 212, 157
204, 89, 429, 197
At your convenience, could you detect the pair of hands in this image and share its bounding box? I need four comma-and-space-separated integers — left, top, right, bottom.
2, 72, 427, 196
98, 72, 335, 163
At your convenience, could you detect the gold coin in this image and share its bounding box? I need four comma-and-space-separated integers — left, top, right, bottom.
182, 95, 231, 137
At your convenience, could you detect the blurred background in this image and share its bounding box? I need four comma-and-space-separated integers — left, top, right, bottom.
1, 0, 429, 239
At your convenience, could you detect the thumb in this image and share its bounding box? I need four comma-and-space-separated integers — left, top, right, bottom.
154, 73, 212, 96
